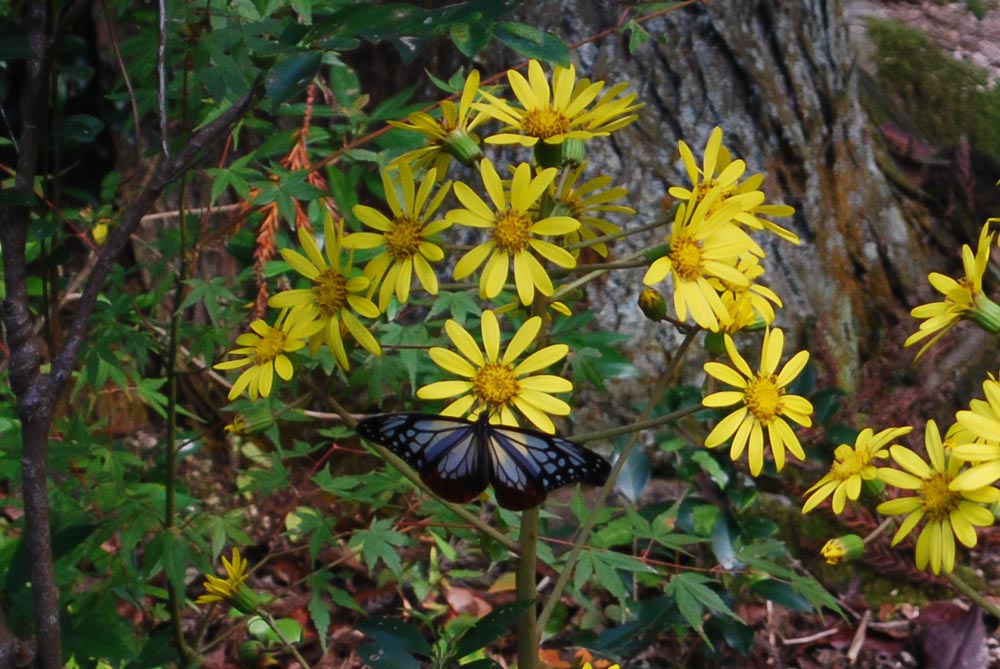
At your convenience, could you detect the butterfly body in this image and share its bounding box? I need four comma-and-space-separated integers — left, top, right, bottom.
357, 413, 611, 511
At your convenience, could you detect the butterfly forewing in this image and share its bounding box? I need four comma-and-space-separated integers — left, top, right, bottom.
357, 414, 490, 503
356, 413, 611, 511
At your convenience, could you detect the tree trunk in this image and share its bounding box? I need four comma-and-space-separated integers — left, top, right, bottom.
510, 0, 997, 423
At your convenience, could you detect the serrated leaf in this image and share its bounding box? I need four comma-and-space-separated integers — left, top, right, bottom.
349, 518, 409, 577
308, 580, 331, 653
493, 22, 570, 66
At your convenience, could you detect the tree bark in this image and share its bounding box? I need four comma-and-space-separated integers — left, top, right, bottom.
509, 0, 995, 422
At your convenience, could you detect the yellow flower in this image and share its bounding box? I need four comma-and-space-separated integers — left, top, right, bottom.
546, 162, 634, 257
475, 59, 641, 146
669, 126, 800, 244
877, 420, 998, 574
214, 308, 322, 400
905, 221, 996, 359
802, 425, 912, 513
389, 69, 486, 173
196, 548, 261, 614
949, 377, 1000, 490
416, 310, 572, 433
347, 163, 451, 311
449, 160, 579, 305
711, 254, 783, 332
269, 215, 381, 370
702, 328, 814, 475
643, 191, 764, 330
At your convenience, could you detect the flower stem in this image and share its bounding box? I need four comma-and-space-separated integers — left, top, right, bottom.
260, 610, 312, 669
943, 570, 1000, 620
516, 506, 540, 669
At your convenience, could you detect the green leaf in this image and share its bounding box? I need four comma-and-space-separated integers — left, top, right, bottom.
749, 578, 813, 612
61, 114, 105, 144
349, 518, 409, 577
450, 22, 492, 58
615, 446, 649, 502
453, 600, 534, 658
665, 572, 740, 644
624, 19, 652, 53
691, 450, 729, 488
493, 22, 570, 66
330, 586, 366, 615
308, 577, 332, 653
357, 616, 431, 669
264, 51, 323, 105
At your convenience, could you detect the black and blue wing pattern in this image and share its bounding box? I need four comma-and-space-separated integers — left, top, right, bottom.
356, 413, 611, 511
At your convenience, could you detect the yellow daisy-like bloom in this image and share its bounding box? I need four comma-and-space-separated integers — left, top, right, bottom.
643, 190, 764, 330
877, 420, 998, 574
669, 126, 800, 244
449, 160, 579, 305
475, 59, 641, 146
196, 548, 260, 614
347, 163, 451, 311
389, 69, 486, 173
702, 328, 814, 476
269, 215, 381, 371
711, 254, 783, 330
905, 221, 995, 360
546, 162, 634, 258
214, 308, 323, 401
948, 377, 1000, 490
416, 310, 572, 433
802, 425, 913, 514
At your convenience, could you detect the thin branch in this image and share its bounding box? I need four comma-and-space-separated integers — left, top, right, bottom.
157, 0, 170, 158
48, 84, 260, 399
99, 0, 142, 149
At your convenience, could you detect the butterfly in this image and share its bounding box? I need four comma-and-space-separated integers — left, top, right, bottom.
356, 412, 611, 511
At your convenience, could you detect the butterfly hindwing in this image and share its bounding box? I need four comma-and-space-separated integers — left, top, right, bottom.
485, 425, 611, 511
356, 413, 611, 510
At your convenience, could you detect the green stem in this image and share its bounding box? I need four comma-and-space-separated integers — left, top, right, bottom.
165, 55, 196, 666
535, 434, 639, 636
515, 506, 540, 669
369, 439, 520, 553
943, 571, 1000, 620
574, 403, 701, 444
260, 610, 312, 669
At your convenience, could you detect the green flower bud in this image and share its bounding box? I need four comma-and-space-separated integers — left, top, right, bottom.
444, 129, 483, 167
821, 534, 864, 565
638, 288, 667, 322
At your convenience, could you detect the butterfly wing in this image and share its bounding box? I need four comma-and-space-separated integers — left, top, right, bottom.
356, 414, 490, 504
484, 424, 611, 511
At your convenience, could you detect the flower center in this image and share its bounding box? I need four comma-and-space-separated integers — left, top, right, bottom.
472, 362, 521, 408
385, 214, 423, 261
829, 449, 871, 481
744, 374, 783, 422
253, 328, 288, 365
493, 209, 532, 253
921, 471, 960, 521
313, 268, 349, 316
669, 233, 705, 281
520, 106, 571, 139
